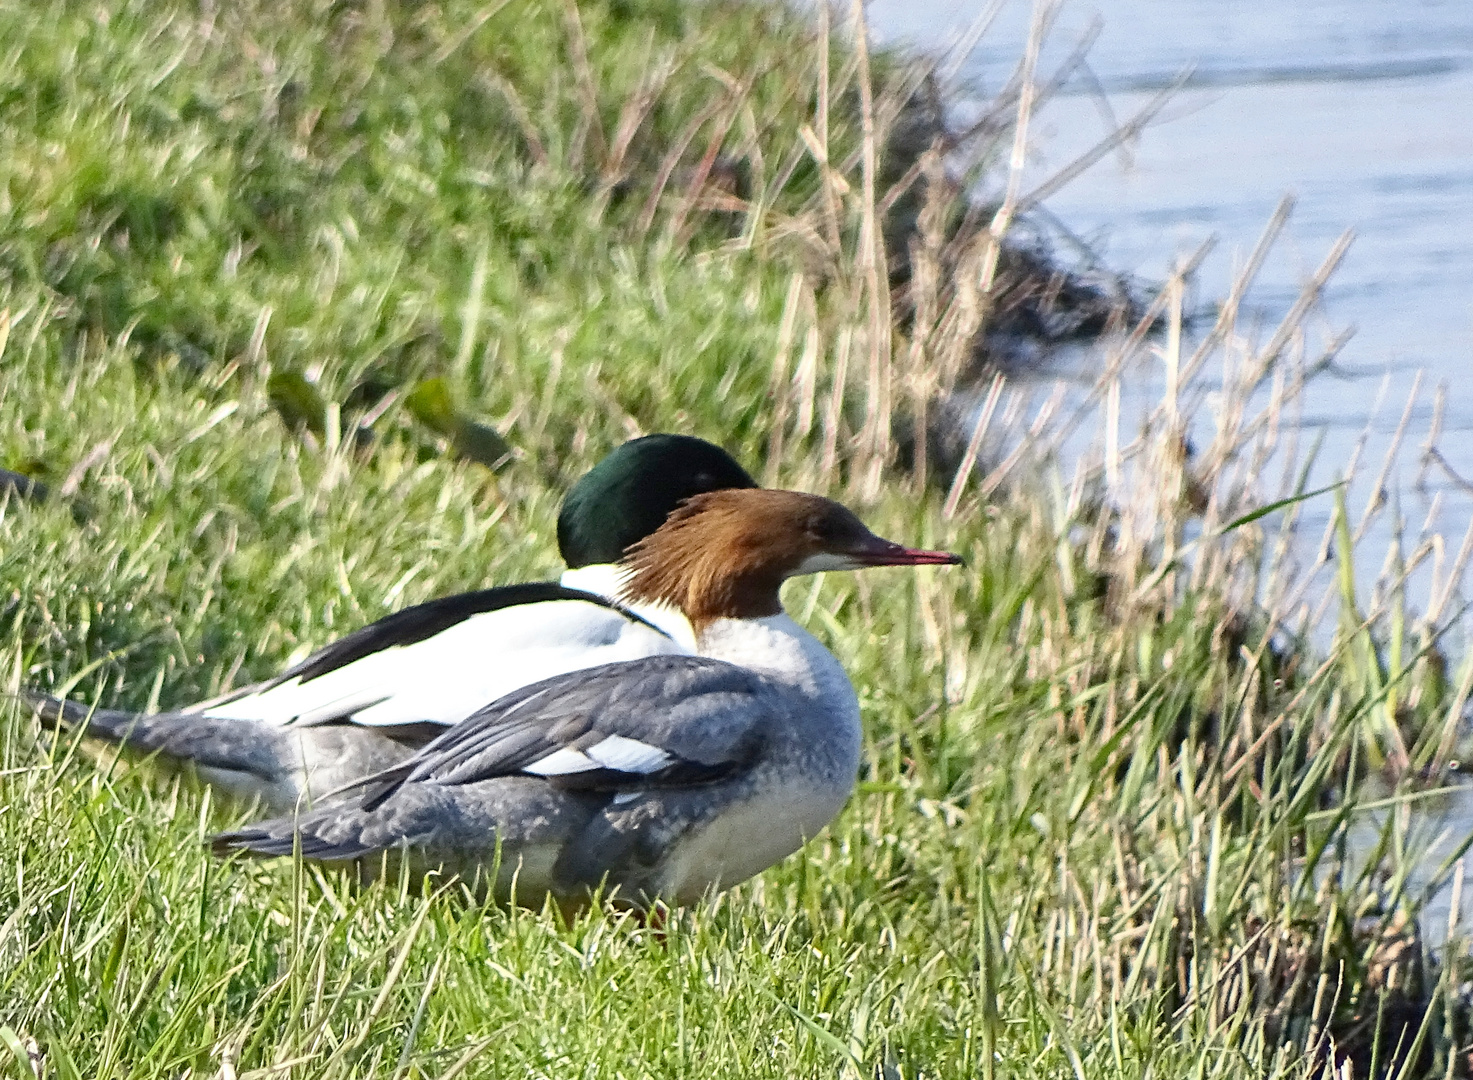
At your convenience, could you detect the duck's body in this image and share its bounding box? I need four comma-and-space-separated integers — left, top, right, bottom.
27, 436, 752, 809
215, 489, 960, 909
218, 621, 860, 904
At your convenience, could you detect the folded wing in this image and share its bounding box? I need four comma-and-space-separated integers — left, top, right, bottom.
213, 654, 782, 863
193, 584, 685, 732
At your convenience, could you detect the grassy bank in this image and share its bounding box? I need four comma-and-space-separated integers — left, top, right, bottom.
2, 0, 1472, 1077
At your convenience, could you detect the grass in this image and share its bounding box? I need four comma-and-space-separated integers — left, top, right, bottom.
2, 0, 1472, 1077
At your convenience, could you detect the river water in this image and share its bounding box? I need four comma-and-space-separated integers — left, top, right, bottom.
867, 0, 1473, 936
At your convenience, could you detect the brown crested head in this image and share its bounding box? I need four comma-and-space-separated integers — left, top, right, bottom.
619, 489, 961, 629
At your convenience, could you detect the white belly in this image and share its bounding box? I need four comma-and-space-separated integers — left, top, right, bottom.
658, 782, 850, 904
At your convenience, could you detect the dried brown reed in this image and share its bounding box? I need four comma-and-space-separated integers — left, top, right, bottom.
734, 3, 1473, 1071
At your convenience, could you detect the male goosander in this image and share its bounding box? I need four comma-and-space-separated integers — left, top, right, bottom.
28, 435, 755, 809
213, 489, 961, 910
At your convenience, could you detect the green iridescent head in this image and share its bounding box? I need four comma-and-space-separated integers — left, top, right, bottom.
557, 435, 757, 568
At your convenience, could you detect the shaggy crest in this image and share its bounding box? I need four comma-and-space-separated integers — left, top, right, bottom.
619, 489, 877, 628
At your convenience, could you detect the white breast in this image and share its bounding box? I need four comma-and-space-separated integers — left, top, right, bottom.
697, 614, 861, 719
653, 613, 863, 901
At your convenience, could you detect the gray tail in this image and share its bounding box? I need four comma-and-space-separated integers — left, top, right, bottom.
211, 816, 379, 861
20, 690, 285, 781
20, 690, 415, 816
19, 690, 143, 741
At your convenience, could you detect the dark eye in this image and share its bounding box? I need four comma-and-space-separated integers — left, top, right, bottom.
808, 512, 843, 542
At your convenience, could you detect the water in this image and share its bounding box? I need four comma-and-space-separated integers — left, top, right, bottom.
867, 0, 1473, 936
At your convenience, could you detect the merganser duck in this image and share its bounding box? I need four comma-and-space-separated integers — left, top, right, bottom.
212, 489, 961, 910
27, 435, 755, 809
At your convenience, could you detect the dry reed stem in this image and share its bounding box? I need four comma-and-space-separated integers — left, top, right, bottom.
1029, 19, 1104, 122
636, 96, 726, 236
812, 0, 842, 255
944, 373, 1005, 519
666, 67, 762, 245
561, 0, 607, 170
1043, 240, 1214, 464
481, 72, 549, 166
847, 0, 892, 503
1296, 380, 1402, 636
1015, 71, 1187, 214
911, 11, 1049, 409
1246, 230, 1354, 385
1427, 515, 1473, 630
1180, 195, 1294, 387
732, 98, 768, 244
977, 0, 1045, 295
1354, 372, 1423, 549
793, 303, 821, 444
1086, 219, 1358, 612
905, 250, 937, 490
946, 0, 1061, 148
906, 151, 949, 415
1415, 383, 1447, 492
819, 325, 852, 487
1196, 327, 1350, 493
937, 0, 1007, 86
765, 272, 807, 483
1434, 651, 1473, 766
1233, 351, 1297, 519
979, 382, 1065, 499
599, 44, 678, 193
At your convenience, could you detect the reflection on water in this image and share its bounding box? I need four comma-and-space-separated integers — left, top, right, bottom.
867, 0, 1473, 936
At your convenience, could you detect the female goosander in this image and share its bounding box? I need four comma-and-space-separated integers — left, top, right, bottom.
29, 435, 755, 809
213, 489, 961, 910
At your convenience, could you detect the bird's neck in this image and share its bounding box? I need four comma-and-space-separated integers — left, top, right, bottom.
697, 614, 857, 714
559, 564, 699, 650
558, 562, 626, 598
617, 540, 786, 632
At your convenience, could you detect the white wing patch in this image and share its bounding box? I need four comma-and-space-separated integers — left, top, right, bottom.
585, 734, 673, 773
522, 735, 673, 778
522, 747, 598, 776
